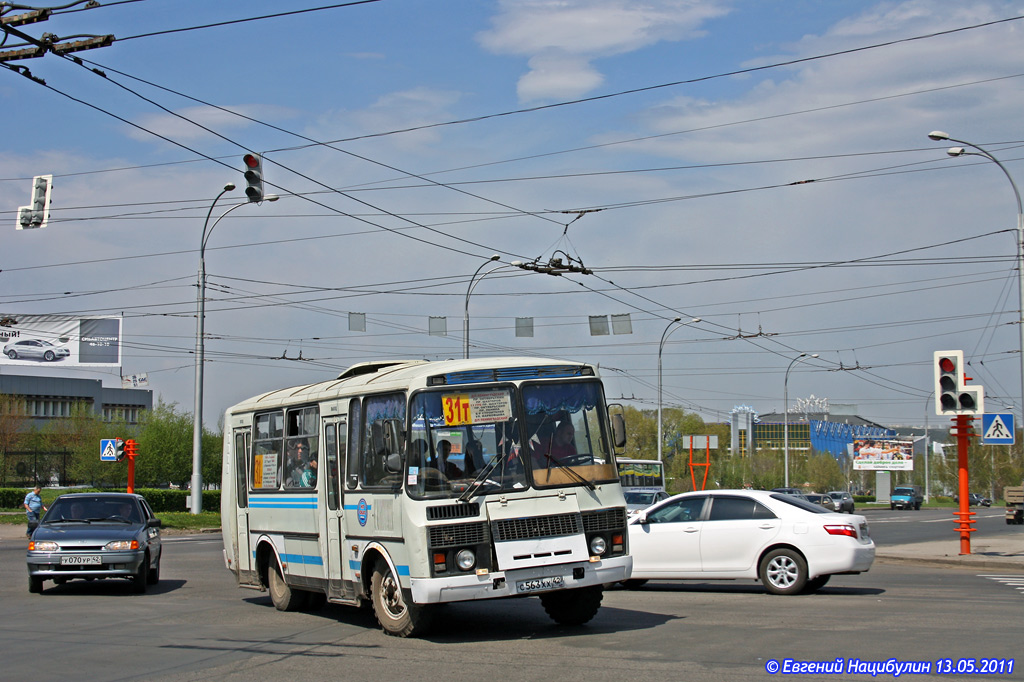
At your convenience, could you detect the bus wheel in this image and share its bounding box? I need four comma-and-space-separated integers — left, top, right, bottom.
540, 585, 603, 626
269, 558, 307, 611
371, 563, 432, 637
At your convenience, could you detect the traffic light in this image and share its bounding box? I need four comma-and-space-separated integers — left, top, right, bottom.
17, 174, 52, 229
124, 439, 139, 459
934, 350, 984, 415
114, 438, 126, 462
242, 153, 264, 202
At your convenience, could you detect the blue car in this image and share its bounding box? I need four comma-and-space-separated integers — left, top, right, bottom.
27, 493, 163, 594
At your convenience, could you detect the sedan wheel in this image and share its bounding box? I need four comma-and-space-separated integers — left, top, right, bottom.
43, 351, 55, 361
759, 548, 807, 595
6, 350, 16, 359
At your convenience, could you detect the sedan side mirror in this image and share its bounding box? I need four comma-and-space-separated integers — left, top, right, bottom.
148, 518, 163, 528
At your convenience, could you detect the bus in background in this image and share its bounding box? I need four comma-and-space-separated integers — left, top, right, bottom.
220, 357, 631, 637
616, 458, 668, 514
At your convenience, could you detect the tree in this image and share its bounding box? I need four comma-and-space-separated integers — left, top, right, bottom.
0, 393, 28, 483
135, 400, 221, 489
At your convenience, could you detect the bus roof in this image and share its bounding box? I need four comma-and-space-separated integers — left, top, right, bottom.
225, 356, 601, 415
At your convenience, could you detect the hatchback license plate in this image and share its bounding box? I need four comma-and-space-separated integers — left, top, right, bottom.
516, 575, 565, 594
61, 555, 101, 566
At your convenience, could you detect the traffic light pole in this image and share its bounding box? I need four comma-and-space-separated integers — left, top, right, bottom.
951, 415, 977, 555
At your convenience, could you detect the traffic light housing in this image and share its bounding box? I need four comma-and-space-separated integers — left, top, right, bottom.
17, 174, 52, 229
934, 350, 984, 415
114, 438, 126, 462
124, 439, 139, 459
242, 153, 264, 202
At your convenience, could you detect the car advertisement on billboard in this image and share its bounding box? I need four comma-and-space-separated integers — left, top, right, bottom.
851, 438, 914, 471
0, 315, 122, 367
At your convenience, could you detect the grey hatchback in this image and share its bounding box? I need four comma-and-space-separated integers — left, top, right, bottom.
27, 492, 162, 594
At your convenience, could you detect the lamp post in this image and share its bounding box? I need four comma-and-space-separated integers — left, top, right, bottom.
928, 131, 1024, 426
463, 254, 500, 359
783, 353, 818, 487
658, 317, 701, 462
190, 185, 278, 514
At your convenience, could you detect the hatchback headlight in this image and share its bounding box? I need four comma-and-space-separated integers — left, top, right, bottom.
104, 540, 139, 551
30, 540, 58, 552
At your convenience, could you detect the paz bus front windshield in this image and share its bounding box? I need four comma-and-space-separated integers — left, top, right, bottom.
407, 381, 618, 499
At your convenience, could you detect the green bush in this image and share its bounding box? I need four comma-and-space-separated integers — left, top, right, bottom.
0, 487, 220, 513
854, 495, 875, 503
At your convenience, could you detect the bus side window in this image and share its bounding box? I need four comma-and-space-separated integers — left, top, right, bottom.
325, 423, 339, 510
252, 411, 283, 490
347, 399, 361, 490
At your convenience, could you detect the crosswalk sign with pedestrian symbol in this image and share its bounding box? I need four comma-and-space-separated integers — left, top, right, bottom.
981, 413, 1015, 445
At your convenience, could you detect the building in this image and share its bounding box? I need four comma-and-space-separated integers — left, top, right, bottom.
0, 373, 152, 429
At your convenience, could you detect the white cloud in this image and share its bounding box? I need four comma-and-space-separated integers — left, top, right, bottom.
477, 0, 732, 101
127, 104, 298, 144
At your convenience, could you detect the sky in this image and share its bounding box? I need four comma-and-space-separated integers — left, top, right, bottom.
2, 0, 1024, 431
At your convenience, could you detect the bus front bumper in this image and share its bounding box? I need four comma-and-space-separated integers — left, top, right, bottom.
410, 555, 632, 604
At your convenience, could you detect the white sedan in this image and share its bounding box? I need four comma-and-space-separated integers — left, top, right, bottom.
627, 489, 875, 595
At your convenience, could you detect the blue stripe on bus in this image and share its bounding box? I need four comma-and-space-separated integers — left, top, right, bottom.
342, 503, 370, 511
249, 496, 318, 509
281, 553, 324, 566
349, 560, 409, 576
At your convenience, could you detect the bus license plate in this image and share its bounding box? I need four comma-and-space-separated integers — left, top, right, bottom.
516, 575, 565, 594
61, 555, 101, 566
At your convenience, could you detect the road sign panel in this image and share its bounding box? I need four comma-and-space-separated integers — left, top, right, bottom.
981, 413, 1015, 445
100, 438, 118, 461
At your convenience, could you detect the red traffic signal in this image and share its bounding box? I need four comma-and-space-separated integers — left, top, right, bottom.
933, 350, 983, 415
242, 153, 264, 203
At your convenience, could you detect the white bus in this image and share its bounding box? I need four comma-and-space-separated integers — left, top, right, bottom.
616, 458, 669, 513
221, 357, 632, 636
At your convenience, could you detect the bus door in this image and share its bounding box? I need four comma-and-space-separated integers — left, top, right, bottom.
232, 428, 257, 585
322, 419, 353, 601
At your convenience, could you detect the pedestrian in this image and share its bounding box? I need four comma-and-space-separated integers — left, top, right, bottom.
24, 485, 47, 538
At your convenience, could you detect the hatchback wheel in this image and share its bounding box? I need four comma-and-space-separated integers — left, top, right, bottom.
759, 548, 807, 595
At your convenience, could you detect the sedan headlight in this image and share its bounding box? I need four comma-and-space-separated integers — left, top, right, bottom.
30, 540, 59, 552
104, 539, 139, 551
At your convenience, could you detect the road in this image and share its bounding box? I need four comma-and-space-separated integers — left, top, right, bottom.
1, 521, 1021, 682
859, 505, 1014, 545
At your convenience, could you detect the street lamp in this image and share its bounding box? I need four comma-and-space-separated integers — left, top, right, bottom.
463, 254, 500, 359
658, 317, 701, 462
190, 185, 278, 514
928, 131, 1024, 426
783, 353, 818, 487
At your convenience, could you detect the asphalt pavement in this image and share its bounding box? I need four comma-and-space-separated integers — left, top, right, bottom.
3, 514, 1021, 571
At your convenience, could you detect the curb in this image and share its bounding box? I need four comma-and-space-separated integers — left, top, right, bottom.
876, 553, 1024, 572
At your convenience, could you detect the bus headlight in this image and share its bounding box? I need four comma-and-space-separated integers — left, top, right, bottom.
589, 535, 607, 556
455, 549, 476, 571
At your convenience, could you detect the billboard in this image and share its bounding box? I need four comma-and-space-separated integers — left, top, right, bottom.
0, 315, 122, 368
851, 438, 913, 471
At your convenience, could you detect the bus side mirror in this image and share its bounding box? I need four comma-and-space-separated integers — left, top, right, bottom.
611, 413, 626, 449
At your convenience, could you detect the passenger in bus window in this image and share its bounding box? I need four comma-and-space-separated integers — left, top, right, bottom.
464, 440, 485, 476
300, 455, 317, 488
438, 439, 463, 478
287, 439, 310, 486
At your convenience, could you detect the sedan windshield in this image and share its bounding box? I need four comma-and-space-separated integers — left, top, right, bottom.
45, 496, 142, 523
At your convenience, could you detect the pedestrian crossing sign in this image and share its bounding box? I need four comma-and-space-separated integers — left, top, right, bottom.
101, 438, 118, 461
981, 413, 1015, 445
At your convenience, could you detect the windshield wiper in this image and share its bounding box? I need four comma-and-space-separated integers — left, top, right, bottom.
543, 454, 595, 490
48, 518, 90, 524
457, 451, 505, 502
